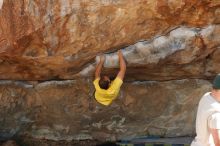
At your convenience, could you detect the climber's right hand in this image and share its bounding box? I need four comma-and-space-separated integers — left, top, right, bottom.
99, 55, 105, 63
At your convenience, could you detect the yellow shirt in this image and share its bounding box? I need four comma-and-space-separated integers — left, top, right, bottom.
93, 77, 123, 106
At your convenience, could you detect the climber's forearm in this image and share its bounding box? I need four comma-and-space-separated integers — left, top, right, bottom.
119, 54, 126, 72
117, 50, 126, 80
95, 56, 105, 79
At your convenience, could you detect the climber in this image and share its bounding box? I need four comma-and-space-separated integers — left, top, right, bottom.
191, 74, 220, 146
93, 50, 126, 106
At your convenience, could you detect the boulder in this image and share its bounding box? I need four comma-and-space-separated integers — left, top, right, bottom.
0, 79, 212, 140
0, 0, 219, 80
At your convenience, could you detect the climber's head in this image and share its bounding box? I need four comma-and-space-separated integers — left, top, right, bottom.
212, 74, 220, 101
213, 74, 220, 90
99, 75, 111, 90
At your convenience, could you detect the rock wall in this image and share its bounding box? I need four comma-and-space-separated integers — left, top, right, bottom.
0, 79, 211, 141
0, 0, 219, 80
0, 0, 219, 142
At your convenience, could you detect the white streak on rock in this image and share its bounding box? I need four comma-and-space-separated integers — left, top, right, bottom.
79, 64, 95, 76
0, 0, 3, 9
28, 1, 39, 17
35, 80, 76, 89
79, 25, 219, 76
170, 27, 196, 38
153, 36, 169, 48
102, 26, 198, 66
60, 0, 71, 17
200, 25, 215, 38
0, 80, 33, 88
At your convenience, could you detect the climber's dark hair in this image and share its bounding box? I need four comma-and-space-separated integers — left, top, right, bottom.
99, 76, 110, 90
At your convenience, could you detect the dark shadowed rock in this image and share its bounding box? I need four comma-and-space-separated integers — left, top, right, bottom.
0, 79, 212, 141
1, 141, 18, 146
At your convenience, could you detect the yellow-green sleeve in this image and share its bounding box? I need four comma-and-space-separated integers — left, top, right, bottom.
93, 78, 100, 90
111, 77, 123, 90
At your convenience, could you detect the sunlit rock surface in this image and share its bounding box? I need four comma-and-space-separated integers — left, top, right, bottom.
80, 25, 220, 81
0, 0, 219, 80
0, 0, 219, 142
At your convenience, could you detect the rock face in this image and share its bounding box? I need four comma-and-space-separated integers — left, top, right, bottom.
0, 0, 219, 80
0, 0, 219, 142
1, 140, 18, 146
0, 79, 212, 140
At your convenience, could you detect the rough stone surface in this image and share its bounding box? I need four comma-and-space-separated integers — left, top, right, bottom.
0, 140, 18, 146
0, 0, 219, 143
0, 0, 219, 80
0, 138, 101, 146
81, 25, 220, 81
0, 79, 212, 141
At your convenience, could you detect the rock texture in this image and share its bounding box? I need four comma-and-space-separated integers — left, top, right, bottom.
81, 25, 220, 81
0, 0, 219, 142
0, 141, 18, 146
0, 79, 212, 141
0, 0, 219, 80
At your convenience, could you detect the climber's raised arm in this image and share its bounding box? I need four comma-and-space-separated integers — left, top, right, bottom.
116, 50, 126, 80
95, 55, 105, 79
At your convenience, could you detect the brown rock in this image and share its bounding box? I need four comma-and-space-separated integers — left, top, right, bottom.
0, 0, 219, 80
0, 0, 219, 143
0, 78, 212, 140
1, 140, 18, 146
